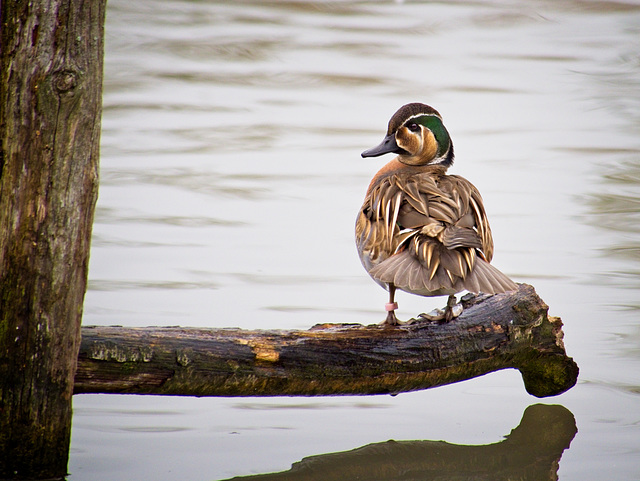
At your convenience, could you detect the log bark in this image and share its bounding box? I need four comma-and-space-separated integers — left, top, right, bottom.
75, 284, 578, 398
0, 0, 105, 478
220, 403, 577, 481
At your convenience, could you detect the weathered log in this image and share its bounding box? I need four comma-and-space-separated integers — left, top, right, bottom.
0, 0, 105, 478
75, 284, 578, 398
220, 403, 577, 481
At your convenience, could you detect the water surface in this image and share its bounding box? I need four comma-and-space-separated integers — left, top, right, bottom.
71, 1, 640, 479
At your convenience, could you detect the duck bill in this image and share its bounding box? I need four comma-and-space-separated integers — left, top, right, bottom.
361, 133, 403, 158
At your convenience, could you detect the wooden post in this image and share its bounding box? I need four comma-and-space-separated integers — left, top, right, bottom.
0, 0, 105, 478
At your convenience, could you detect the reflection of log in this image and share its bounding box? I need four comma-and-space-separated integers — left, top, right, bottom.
74, 283, 578, 398
221, 404, 577, 481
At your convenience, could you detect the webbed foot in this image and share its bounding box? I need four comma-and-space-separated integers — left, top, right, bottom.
380, 301, 401, 326
418, 295, 463, 322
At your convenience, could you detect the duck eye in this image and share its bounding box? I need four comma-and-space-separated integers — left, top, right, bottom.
407, 123, 420, 132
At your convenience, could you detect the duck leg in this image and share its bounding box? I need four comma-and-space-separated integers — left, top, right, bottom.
419, 294, 463, 322
382, 284, 400, 326
444, 294, 463, 322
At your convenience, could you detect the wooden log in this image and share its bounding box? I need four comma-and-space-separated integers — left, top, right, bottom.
220, 403, 577, 481
75, 284, 578, 398
0, 0, 105, 478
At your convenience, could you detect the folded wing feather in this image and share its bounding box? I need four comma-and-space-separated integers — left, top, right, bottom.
356, 169, 516, 297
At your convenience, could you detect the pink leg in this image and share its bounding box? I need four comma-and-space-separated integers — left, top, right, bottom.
383, 284, 400, 326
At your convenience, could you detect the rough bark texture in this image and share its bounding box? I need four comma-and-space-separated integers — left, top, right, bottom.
0, 0, 105, 478
221, 404, 577, 481
75, 284, 578, 398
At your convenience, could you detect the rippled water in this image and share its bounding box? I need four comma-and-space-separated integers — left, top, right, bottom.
70, 1, 640, 480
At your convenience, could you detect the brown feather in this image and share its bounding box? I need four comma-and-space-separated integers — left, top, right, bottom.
356, 154, 515, 302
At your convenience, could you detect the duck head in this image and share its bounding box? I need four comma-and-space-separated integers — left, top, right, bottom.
361, 103, 454, 168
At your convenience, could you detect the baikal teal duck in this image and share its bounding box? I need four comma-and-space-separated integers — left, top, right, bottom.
356, 103, 517, 326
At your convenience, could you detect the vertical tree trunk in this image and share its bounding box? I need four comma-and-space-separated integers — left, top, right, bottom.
0, 0, 105, 478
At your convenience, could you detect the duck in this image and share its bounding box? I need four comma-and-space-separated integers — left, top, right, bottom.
355, 103, 517, 325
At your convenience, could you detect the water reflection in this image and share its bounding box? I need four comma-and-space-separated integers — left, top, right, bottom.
221, 404, 576, 481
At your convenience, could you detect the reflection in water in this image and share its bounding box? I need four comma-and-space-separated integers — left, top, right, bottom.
222, 404, 576, 481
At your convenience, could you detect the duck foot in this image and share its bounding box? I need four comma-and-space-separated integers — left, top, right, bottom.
380, 302, 401, 326
418, 295, 463, 322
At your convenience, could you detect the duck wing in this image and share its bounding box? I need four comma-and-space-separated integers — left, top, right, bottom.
357, 171, 515, 295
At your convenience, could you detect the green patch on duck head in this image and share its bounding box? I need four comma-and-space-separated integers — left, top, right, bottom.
407, 114, 451, 159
